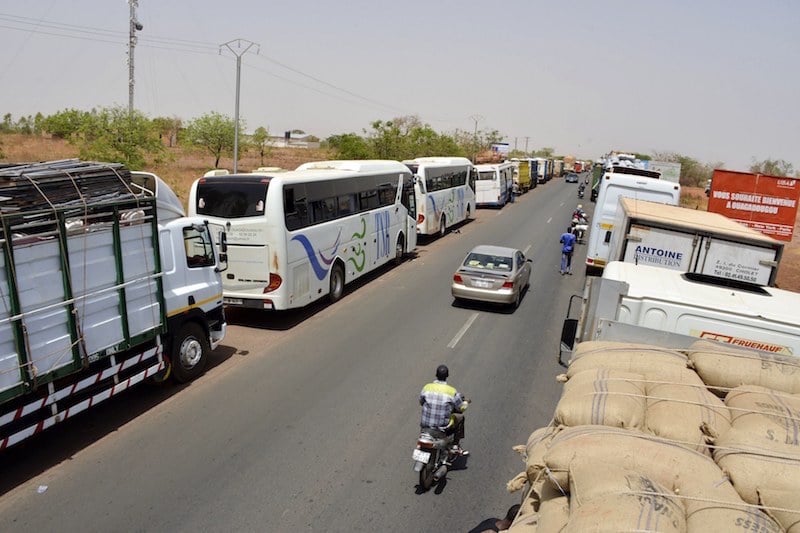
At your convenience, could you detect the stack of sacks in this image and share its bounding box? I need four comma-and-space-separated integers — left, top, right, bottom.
714, 385, 800, 531
687, 339, 800, 394
506, 426, 780, 532
558, 341, 731, 454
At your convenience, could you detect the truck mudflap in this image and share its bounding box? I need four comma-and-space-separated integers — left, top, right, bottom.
0, 346, 165, 450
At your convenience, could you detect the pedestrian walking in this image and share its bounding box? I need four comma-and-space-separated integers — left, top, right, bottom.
560, 226, 576, 275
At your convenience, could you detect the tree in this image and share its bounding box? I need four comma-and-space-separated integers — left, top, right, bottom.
532, 147, 555, 158
77, 106, 164, 169
41, 108, 92, 139
324, 133, 374, 159
183, 112, 239, 168
251, 126, 272, 166
152, 116, 182, 147
750, 158, 794, 177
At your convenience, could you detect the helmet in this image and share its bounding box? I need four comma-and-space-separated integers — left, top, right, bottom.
436, 364, 449, 381
577, 204, 583, 209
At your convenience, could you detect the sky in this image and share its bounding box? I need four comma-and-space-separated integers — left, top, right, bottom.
0, 1, 798, 171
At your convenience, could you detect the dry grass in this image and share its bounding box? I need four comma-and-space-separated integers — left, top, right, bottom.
2, 134, 798, 292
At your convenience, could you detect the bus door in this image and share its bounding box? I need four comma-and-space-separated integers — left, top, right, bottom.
402, 174, 417, 251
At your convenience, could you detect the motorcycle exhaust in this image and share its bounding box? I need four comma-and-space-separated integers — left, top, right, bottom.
433, 464, 448, 482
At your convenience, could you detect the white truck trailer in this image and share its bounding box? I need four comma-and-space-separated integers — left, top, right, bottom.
561, 261, 800, 363
608, 198, 784, 286
0, 160, 227, 449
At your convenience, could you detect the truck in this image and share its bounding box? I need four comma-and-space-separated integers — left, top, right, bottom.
561, 260, 800, 360
585, 168, 680, 274
510, 158, 535, 193
608, 198, 784, 286
0, 160, 227, 449
503, 262, 800, 531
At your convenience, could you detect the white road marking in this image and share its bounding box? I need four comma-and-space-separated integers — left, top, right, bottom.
448, 313, 479, 348
546, 217, 552, 224
523, 245, 531, 255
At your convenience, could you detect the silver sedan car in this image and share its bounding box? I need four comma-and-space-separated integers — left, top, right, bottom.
451, 245, 532, 308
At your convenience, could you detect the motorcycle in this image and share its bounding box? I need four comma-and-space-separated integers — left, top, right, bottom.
577, 184, 585, 198
571, 215, 588, 244
413, 401, 469, 490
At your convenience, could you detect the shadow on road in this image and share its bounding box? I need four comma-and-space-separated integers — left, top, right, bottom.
0, 344, 237, 497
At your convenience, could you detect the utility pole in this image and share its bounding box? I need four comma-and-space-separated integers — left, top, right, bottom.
524, 137, 530, 154
127, 1, 143, 114
469, 114, 483, 163
220, 39, 259, 173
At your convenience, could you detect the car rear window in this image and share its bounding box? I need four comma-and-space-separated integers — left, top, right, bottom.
464, 253, 512, 271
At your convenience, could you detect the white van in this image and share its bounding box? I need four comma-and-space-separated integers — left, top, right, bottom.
585, 170, 680, 274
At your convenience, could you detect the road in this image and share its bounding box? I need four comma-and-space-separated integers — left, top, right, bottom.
0, 178, 590, 532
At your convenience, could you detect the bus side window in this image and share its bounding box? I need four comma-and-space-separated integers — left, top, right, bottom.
284, 186, 309, 230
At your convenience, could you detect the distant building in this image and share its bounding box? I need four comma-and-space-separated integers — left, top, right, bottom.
265, 131, 321, 149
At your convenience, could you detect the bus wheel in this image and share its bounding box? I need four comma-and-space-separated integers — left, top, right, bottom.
466, 206, 471, 220
439, 215, 447, 238
394, 234, 405, 265
329, 263, 345, 303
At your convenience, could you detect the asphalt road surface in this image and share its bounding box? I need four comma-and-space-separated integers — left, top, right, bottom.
0, 176, 592, 532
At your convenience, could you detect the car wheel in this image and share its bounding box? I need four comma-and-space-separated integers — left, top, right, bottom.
513, 288, 521, 309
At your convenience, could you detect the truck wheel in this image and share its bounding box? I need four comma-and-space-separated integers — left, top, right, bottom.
170, 322, 209, 383
329, 263, 345, 303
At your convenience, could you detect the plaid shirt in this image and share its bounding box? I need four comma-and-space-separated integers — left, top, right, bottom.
420, 380, 465, 430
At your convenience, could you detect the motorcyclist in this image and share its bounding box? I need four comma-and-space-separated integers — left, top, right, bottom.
572, 204, 587, 221
577, 182, 586, 196
419, 364, 469, 456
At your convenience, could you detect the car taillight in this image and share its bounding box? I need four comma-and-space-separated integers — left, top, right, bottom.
453, 274, 463, 283
417, 213, 425, 224
264, 273, 282, 292
502, 281, 514, 289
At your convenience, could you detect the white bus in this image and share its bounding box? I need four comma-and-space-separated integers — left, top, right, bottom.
474, 162, 514, 207
188, 160, 417, 310
402, 157, 476, 237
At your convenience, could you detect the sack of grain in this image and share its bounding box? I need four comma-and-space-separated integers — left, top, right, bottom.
568, 458, 685, 532
687, 340, 800, 394
554, 369, 646, 429
713, 425, 800, 504
507, 480, 569, 533
725, 385, 800, 437
522, 425, 559, 485
568, 341, 689, 380
758, 488, 800, 533
646, 381, 731, 454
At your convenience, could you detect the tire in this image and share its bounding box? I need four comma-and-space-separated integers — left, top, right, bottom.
439, 215, 447, 238
465, 206, 471, 220
329, 263, 345, 303
170, 322, 209, 383
394, 234, 405, 265
513, 288, 521, 309
419, 450, 437, 491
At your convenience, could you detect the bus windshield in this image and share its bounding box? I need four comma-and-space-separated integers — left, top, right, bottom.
195, 180, 269, 218
477, 171, 496, 181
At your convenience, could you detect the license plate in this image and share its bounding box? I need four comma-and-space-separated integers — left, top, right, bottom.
223, 297, 243, 305
474, 280, 491, 288
412, 449, 431, 463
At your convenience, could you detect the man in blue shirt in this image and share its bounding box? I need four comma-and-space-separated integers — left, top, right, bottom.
560, 227, 577, 275
419, 364, 469, 456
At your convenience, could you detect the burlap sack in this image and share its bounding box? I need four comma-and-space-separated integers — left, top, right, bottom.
685, 505, 782, 533
568, 458, 685, 532
568, 341, 689, 380
725, 385, 800, 437
646, 381, 731, 454
688, 339, 800, 394
759, 488, 800, 533
554, 369, 646, 429
713, 425, 800, 504
507, 481, 569, 533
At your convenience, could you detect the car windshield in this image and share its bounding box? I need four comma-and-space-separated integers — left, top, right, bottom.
463, 253, 512, 271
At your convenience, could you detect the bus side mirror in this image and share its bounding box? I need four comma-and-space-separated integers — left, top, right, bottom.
216, 232, 228, 272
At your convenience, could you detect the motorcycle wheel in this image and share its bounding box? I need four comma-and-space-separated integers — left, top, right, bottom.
419, 449, 438, 490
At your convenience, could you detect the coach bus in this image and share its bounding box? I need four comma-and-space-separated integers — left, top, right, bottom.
188, 160, 417, 310
402, 157, 476, 237
474, 162, 514, 207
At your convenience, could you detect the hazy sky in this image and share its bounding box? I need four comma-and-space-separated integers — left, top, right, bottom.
1, 1, 797, 170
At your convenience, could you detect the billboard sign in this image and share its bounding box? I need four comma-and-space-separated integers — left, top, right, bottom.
707, 169, 800, 242
646, 161, 682, 183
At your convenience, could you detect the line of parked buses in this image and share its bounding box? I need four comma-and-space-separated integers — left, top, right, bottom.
189, 156, 582, 312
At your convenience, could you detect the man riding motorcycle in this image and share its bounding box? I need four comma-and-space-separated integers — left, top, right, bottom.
419, 364, 469, 457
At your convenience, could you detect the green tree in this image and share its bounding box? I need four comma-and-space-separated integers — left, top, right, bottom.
152, 116, 182, 147
1, 113, 12, 133
184, 112, 239, 168
41, 108, 92, 139
750, 158, 794, 177
532, 147, 555, 158
251, 126, 272, 166
77, 106, 164, 168
324, 133, 374, 159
